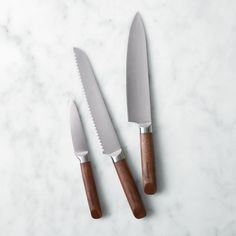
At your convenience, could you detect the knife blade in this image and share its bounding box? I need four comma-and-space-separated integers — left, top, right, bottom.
70, 101, 102, 219
127, 13, 156, 194
74, 48, 146, 219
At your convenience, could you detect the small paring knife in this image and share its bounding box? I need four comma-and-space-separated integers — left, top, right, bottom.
127, 13, 157, 194
74, 48, 146, 219
70, 101, 102, 219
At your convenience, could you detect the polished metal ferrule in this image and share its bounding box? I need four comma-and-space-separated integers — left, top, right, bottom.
75, 151, 89, 163
110, 149, 125, 163
139, 123, 152, 134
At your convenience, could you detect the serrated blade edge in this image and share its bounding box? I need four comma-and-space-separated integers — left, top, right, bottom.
73, 47, 121, 155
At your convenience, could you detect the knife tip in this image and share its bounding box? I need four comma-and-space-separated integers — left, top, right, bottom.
73, 47, 78, 53
73, 47, 82, 56
131, 12, 144, 29
73, 47, 88, 64
73, 47, 80, 56
70, 99, 78, 113
134, 11, 142, 21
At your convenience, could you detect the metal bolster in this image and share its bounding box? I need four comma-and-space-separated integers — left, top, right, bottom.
75, 151, 89, 163
139, 123, 152, 134
110, 149, 125, 163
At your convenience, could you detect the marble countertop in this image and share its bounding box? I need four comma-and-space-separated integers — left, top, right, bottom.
0, 0, 236, 235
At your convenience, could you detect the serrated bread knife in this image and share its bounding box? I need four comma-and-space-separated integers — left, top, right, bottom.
74, 48, 146, 219
70, 101, 102, 219
127, 13, 156, 194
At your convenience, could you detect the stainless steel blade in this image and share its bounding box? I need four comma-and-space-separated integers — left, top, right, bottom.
127, 13, 151, 125
74, 48, 121, 155
70, 101, 88, 155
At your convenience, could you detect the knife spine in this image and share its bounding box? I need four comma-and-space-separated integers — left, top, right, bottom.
74, 49, 104, 152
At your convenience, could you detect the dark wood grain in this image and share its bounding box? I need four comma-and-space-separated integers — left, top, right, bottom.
114, 159, 146, 219
140, 132, 157, 194
80, 162, 102, 219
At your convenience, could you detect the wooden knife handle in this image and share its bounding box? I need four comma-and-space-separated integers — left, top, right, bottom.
80, 162, 102, 219
114, 159, 146, 219
140, 132, 157, 194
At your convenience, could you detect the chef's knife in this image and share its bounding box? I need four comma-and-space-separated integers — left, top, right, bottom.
70, 101, 102, 219
74, 48, 146, 219
127, 13, 156, 194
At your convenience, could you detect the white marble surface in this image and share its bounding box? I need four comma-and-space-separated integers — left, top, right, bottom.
0, 0, 236, 235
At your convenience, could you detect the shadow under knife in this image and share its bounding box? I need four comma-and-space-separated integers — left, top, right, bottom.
147, 33, 166, 194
